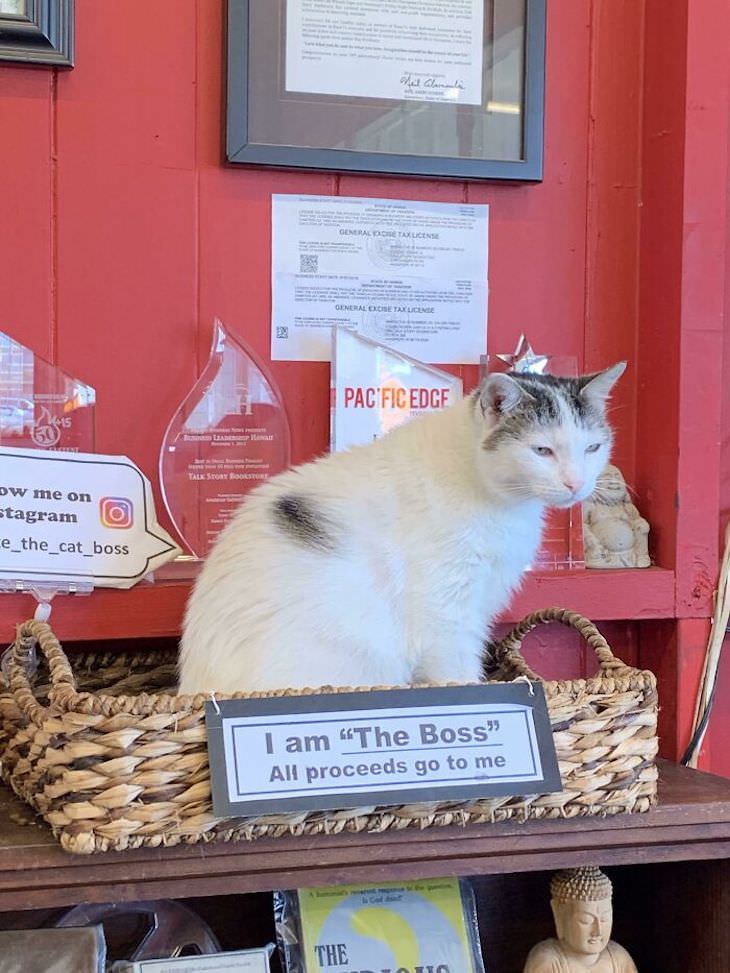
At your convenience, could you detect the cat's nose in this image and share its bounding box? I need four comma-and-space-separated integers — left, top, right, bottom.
563, 477, 583, 495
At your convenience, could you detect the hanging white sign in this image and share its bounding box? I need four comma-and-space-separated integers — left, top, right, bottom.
206, 685, 561, 817
0, 447, 181, 589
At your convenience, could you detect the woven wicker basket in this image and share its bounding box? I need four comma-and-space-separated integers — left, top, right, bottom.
0, 607, 659, 855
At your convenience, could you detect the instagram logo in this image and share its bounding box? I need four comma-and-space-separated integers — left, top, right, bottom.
100, 496, 134, 529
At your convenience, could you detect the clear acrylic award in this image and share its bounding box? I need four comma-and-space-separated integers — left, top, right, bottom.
331, 327, 463, 452
531, 507, 585, 570
0, 331, 95, 452
484, 338, 585, 571
160, 319, 290, 563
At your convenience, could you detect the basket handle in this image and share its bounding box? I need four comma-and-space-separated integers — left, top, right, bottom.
8, 619, 78, 724
486, 606, 631, 682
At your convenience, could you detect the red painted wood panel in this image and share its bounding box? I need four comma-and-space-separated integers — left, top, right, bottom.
196, 0, 341, 468
468, 0, 591, 371
636, 0, 726, 607
636, 0, 686, 577
672, 0, 728, 617
0, 69, 54, 357
0, 0, 688, 631
712, 0, 730, 781
583, 0, 644, 483
0, 0, 727, 774
628, 0, 729, 774
53, 0, 199, 518
0, 2, 645, 623
494, 618, 640, 684
641, 617, 710, 763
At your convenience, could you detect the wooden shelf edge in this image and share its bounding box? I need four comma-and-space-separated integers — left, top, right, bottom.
0, 761, 728, 910
0, 568, 677, 643
506, 566, 676, 622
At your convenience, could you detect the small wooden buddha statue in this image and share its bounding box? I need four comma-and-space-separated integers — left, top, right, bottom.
523, 867, 637, 972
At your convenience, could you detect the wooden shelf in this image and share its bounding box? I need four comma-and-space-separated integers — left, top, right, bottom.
0, 567, 676, 643
507, 566, 675, 623
0, 760, 726, 911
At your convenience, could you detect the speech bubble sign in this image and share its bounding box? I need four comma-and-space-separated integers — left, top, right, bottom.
0, 447, 182, 589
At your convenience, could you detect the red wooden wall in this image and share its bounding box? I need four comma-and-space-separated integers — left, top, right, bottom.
0, 0, 640, 490
710, 3, 730, 775
1, 2, 729, 769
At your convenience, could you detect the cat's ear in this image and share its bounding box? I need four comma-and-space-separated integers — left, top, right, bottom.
479, 373, 532, 417
579, 362, 626, 406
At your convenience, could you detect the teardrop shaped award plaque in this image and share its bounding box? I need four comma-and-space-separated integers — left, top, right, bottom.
160, 320, 291, 560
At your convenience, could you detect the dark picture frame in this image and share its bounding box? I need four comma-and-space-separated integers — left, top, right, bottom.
0, 0, 74, 67
227, 0, 545, 181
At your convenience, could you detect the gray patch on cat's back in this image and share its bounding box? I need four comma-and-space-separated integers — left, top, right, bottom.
272, 494, 337, 552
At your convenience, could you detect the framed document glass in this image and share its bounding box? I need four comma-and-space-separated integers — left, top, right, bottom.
0, 0, 74, 66
227, 0, 545, 181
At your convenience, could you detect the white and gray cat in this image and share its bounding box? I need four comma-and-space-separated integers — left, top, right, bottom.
179, 364, 625, 694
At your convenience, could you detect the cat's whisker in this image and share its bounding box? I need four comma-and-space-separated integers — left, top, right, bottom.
590, 488, 615, 503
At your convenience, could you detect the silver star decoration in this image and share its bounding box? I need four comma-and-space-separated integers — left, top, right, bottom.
496, 333, 549, 374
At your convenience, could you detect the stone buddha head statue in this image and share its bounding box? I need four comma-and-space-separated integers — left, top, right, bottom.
550, 866, 613, 957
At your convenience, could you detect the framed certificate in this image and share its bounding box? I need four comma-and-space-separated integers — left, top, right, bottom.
227, 0, 546, 181
0, 0, 74, 66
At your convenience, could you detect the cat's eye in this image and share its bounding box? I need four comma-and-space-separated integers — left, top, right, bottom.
586, 443, 602, 453
532, 446, 554, 457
